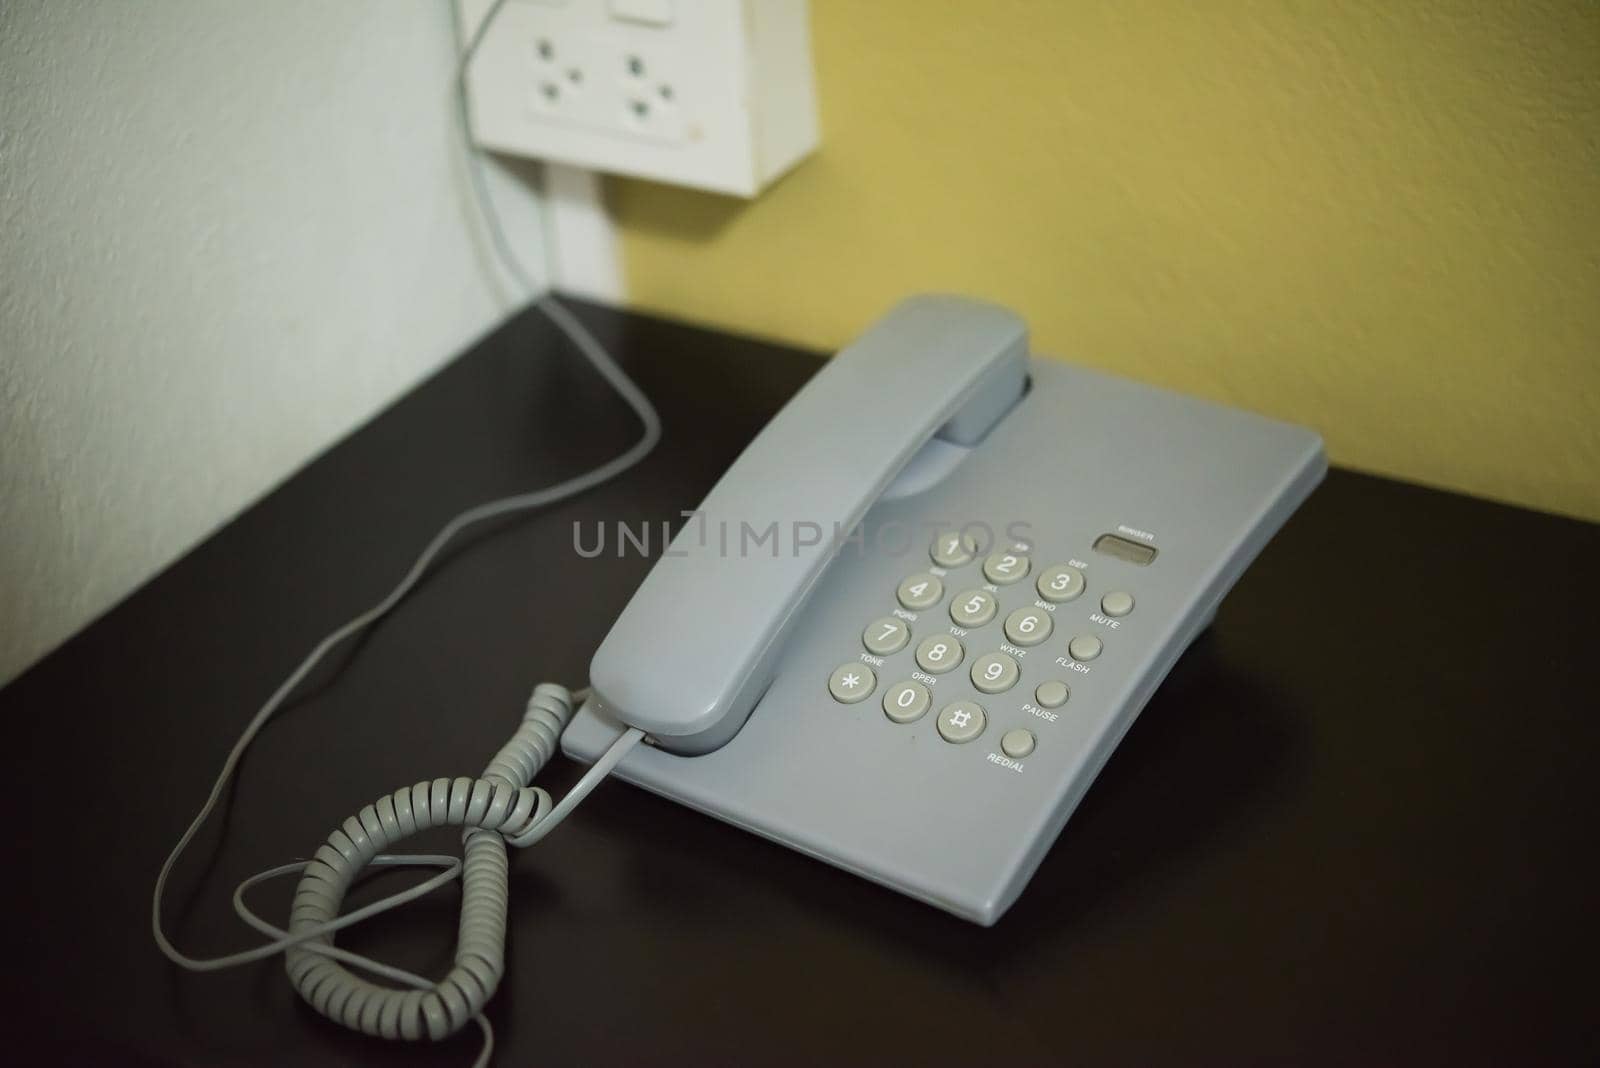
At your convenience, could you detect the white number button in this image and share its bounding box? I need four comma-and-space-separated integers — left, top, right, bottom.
982, 552, 1030, 585
882, 679, 931, 723
1003, 607, 1053, 647
949, 588, 997, 628
896, 572, 944, 611
1036, 564, 1085, 603
914, 635, 965, 674
862, 617, 911, 655
969, 651, 1020, 694
930, 530, 980, 568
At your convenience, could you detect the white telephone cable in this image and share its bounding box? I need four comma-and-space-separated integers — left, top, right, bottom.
153, 2, 655, 1061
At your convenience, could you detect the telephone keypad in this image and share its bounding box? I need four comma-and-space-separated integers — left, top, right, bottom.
838, 536, 1135, 752
1036, 564, 1085, 603
828, 663, 876, 703
882, 679, 931, 723
982, 552, 1030, 585
896, 572, 944, 610
1002, 607, 1052, 647
929, 530, 980, 568
970, 651, 1020, 694
949, 588, 997, 627
937, 701, 987, 743
862, 616, 911, 655
915, 635, 965, 674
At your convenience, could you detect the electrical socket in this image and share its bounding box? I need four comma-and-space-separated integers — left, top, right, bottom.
459, 0, 819, 197
522, 27, 687, 143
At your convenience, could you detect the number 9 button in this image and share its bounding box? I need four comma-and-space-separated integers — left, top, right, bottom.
970, 651, 1019, 694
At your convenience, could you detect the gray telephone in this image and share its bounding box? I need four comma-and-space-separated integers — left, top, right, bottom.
564, 294, 1324, 924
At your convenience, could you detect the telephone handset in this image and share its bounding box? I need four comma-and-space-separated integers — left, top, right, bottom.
568, 294, 1325, 924
590, 296, 1031, 754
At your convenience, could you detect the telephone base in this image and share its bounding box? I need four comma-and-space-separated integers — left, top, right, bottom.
565, 358, 1323, 924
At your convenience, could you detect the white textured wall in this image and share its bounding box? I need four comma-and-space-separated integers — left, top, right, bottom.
0, 1, 548, 684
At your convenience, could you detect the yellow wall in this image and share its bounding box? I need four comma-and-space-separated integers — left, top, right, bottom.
609, 0, 1600, 520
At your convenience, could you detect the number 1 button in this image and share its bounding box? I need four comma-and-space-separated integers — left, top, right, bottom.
930, 530, 979, 568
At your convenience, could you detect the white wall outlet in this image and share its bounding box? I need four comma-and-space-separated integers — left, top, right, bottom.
459, 0, 819, 198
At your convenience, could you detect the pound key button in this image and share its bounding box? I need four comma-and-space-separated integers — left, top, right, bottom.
937, 700, 987, 744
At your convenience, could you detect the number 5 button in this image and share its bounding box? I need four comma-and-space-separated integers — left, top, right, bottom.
949, 589, 997, 628
1003, 607, 1052, 646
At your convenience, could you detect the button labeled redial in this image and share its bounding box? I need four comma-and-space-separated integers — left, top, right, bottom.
1000, 729, 1036, 759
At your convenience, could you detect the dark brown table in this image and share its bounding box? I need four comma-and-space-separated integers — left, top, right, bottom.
3, 298, 1595, 1065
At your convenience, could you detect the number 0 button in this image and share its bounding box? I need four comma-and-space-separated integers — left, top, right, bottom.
828, 663, 876, 703
982, 552, 1030, 585
896, 572, 944, 610
1003, 607, 1053, 646
862, 617, 910, 655
949, 588, 997, 628
883, 680, 931, 723
915, 635, 964, 674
